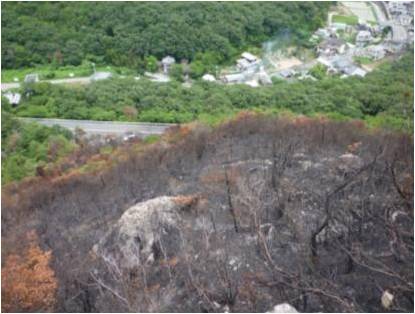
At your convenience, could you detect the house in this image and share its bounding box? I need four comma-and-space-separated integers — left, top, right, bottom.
278, 69, 296, 78
317, 56, 333, 68
343, 65, 366, 77
24, 74, 39, 83
161, 56, 175, 74
398, 15, 413, 26
236, 52, 260, 71
388, 2, 406, 15
91, 72, 112, 81
317, 38, 347, 56
236, 58, 252, 70
367, 45, 387, 60
241, 52, 258, 63
333, 58, 354, 71
331, 22, 347, 31
258, 67, 272, 85
221, 73, 246, 84
202, 74, 216, 82
315, 28, 331, 39
3, 92, 21, 106
356, 30, 372, 44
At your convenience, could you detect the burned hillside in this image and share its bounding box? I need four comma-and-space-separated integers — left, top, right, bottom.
2, 114, 413, 312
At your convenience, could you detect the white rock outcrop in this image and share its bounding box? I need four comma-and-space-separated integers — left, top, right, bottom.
268, 303, 299, 313
95, 195, 197, 268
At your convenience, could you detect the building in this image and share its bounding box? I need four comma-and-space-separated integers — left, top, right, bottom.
367, 45, 387, 60
90, 72, 112, 81
356, 30, 372, 44
344, 66, 366, 77
161, 56, 175, 74
398, 15, 413, 26
331, 22, 348, 31
3, 92, 21, 106
278, 69, 296, 78
317, 56, 333, 68
236, 52, 260, 71
388, 2, 406, 15
202, 74, 216, 82
315, 28, 331, 39
221, 73, 246, 84
258, 67, 272, 85
24, 74, 39, 83
317, 38, 347, 56
241, 52, 258, 63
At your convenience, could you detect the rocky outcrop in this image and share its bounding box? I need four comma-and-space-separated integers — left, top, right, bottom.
94, 195, 198, 268
268, 303, 299, 313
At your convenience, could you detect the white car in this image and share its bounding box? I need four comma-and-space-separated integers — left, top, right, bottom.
123, 132, 136, 141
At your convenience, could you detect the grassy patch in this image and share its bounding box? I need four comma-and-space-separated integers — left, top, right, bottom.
143, 135, 161, 144
332, 14, 359, 25
354, 56, 373, 65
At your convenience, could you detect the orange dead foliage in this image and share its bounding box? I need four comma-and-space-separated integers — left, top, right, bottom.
161, 256, 179, 267
347, 141, 362, 154
234, 110, 258, 121
293, 115, 313, 126
172, 195, 198, 208
1, 231, 58, 312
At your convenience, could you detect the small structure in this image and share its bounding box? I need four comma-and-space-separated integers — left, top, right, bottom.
317, 56, 333, 68
24, 74, 39, 83
144, 72, 170, 83
258, 67, 272, 85
331, 22, 348, 31
3, 92, 21, 106
161, 56, 175, 74
398, 15, 413, 26
356, 30, 372, 45
236, 52, 260, 71
278, 69, 296, 79
241, 52, 258, 63
221, 73, 246, 84
90, 71, 112, 81
388, 2, 406, 15
317, 38, 347, 56
202, 74, 216, 82
367, 45, 387, 60
344, 66, 367, 77
315, 28, 331, 39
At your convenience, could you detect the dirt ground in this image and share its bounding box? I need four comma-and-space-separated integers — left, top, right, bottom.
268, 55, 303, 71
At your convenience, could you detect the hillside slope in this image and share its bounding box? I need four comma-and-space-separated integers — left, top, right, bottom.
2, 115, 413, 312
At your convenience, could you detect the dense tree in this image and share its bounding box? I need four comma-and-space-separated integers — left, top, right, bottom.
1, 2, 331, 69
1, 106, 75, 184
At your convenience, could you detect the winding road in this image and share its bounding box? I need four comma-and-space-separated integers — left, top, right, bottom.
19, 118, 176, 137
1, 77, 91, 91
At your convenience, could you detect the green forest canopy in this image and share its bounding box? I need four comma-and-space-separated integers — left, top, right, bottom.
1, 2, 331, 69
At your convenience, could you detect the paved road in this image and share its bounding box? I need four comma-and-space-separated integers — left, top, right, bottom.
2, 77, 91, 91
19, 118, 176, 137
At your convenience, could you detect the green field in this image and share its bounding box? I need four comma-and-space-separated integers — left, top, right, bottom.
332, 14, 359, 25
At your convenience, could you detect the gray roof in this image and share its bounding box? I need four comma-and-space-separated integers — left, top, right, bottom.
162, 56, 175, 65
24, 74, 39, 83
